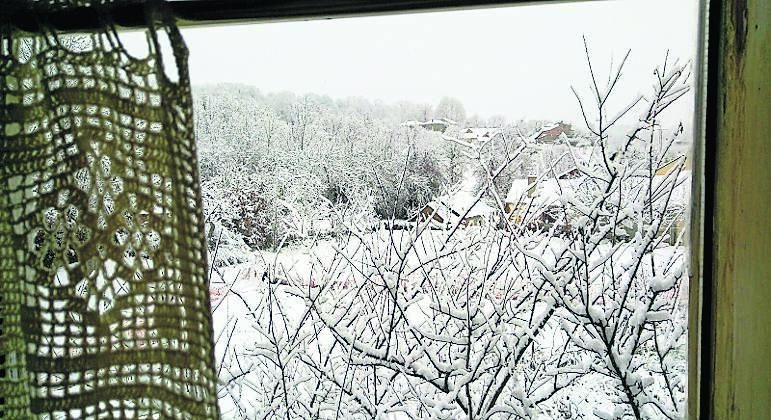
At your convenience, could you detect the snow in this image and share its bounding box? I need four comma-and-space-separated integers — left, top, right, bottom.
505, 178, 530, 204
431, 170, 496, 223
195, 63, 693, 417
209, 228, 688, 419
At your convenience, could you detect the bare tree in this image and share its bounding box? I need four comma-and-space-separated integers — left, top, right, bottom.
204, 40, 691, 420
288, 95, 317, 151
550, 38, 690, 419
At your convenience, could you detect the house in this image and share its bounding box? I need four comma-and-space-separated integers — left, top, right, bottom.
535, 122, 577, 144
655, 157, 689, 176
502, 158, 691, 241
456, 200, 495, 227
504, 176, 537, 224
412, 200, 458, 228
503, 169, 586, 234
460, 127, 500, 144
400, 118, 456, 133
601, 159, 690, 244
413, 196, 496, 228
652, 158, 690, 245
421, 118, 455, 132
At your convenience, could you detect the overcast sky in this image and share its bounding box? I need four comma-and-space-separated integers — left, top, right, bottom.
129, 0, 700, 126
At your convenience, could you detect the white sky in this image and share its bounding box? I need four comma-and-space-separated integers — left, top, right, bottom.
126, 0, 700, 126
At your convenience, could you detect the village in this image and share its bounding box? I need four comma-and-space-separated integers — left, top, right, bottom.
392, 118, 689, 246
208, 113, 693, 419
196, 55, 694, 417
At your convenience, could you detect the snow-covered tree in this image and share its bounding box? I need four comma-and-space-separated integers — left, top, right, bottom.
436, 96, 467, 123
203, 42, 691, 418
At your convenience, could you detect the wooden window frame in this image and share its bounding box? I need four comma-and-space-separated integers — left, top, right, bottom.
7, 0, 769, 418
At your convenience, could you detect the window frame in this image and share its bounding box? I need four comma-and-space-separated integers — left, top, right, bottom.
12, 0, 752, 418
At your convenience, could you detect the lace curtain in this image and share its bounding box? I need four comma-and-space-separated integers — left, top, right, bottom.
0, 2, 219, 418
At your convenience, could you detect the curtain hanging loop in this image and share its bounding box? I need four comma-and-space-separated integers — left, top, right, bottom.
145, 0, 189, 84
94, 4, 122, 52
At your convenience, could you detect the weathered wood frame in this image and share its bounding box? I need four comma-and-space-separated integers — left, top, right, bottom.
700, 0, 770, 418
5, 0, 768, 418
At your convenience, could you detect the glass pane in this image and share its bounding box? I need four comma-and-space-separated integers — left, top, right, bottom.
164, 1, 700, 417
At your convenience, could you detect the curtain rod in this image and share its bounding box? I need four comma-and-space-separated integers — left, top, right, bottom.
4, 0, 574, 32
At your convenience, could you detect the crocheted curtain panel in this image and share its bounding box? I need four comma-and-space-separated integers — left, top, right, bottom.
0, 2, 219, 418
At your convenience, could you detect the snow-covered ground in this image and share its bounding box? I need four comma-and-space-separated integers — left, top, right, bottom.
209, 227, 688, 419
204, 137, 690, 418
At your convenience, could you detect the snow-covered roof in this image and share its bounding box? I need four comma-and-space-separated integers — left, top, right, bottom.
401, 118, 457, 129
442, 134, 474, 149
428, 191, 495, 222
505, 179, 530, 203
461, 127, 500, 141
538, 178, 574, 204
424, 118, 456, 125
535, 122, 575, 143
455, 200, 495, 218
505, 176, 584, 207
442, 195, 494, 218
